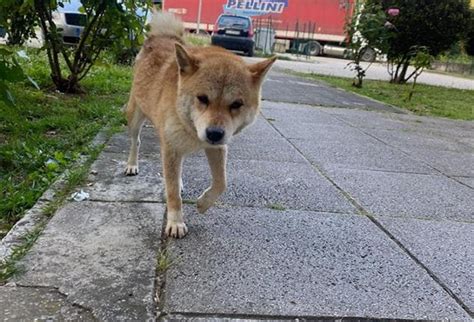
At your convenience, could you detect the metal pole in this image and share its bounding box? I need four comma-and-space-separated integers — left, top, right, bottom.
196, 0, 203, 34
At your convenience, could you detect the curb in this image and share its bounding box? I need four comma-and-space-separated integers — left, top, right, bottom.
0, 129, 110, 264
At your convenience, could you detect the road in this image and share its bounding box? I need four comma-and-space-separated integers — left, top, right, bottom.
1, 71, 473, 320
250, 55, 474, 90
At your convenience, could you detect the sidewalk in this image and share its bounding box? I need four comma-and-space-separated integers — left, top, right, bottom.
1, 73, 473, 320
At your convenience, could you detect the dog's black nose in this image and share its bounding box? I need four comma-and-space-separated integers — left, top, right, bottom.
206, 127, 225, 143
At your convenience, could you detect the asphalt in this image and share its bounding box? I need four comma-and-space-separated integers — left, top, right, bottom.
263, 56, 474, 90
1, 71, 473, 320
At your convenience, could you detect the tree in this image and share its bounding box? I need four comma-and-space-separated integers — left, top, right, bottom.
0, 0, 37, 46
465, 10, 474, 56
32, 0, 150, 93
345, 1, 391, 87
406, 46, 433, 101
367, 0, 471, 83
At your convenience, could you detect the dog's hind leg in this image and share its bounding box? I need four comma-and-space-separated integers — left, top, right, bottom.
125, 98, 146, 176
197, 146, 227, 214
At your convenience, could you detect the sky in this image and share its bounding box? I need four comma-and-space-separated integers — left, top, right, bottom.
58, 0, 82, 12
57, 0, 147, 16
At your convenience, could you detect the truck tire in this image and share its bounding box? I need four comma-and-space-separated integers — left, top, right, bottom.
305, 41, 322, 56
360, 47, 376, 62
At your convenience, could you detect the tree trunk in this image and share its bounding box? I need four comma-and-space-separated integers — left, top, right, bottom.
7, 18, 25, 46
393, 60, 410, 84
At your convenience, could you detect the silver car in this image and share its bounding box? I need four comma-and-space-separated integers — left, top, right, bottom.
51, 11, 86, 44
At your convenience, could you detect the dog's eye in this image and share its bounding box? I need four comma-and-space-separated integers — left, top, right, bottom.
197, 95, 209, 105
229, 99, 244, 110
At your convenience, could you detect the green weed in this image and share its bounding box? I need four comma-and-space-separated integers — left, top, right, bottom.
297, 72, 474, 120
0, 48, 130, 238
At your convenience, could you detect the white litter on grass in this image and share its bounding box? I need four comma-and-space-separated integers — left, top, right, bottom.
71, 190, 89, 202
17, 50, 29, 59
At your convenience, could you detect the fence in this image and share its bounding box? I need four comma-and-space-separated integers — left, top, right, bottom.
253, 17, 319, 58
430, 60, 474, 76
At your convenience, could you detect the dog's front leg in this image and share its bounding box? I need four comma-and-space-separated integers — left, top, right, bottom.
197, 146, 227, 213
162, 146, 188, 238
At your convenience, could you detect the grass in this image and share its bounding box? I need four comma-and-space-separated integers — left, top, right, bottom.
0, 222, 44, 283
185, 33, 211, 47
0, 46, 130, 239
0, 150, 102, 284
156, 248, 179, 274
297, 73, 474, 120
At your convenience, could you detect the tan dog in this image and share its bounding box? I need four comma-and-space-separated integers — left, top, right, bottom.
125, 12, 276, 238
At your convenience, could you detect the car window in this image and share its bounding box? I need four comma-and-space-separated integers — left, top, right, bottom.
64, 13, 86, 27
218, 16, 250, 29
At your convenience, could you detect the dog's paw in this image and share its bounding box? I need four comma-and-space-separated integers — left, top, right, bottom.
165, 221, 188, 239
124, 165, 139, 176
197, 192, 215, 214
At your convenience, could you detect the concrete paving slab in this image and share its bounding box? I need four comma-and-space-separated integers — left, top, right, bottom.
263, 72, 402, 113
324, 108, 422, 131
240, 115, 284, 139
228, 134, 307, 164
266, 119, 353, 141
181, 158, 356, 214
325, 107, 474, 138
287, 133, 434, 174
458, 136, 474, 149
326, 169, 474, 221
163, 316, 287, 322
261, 101, 345, 126
402, 148, 474, 177
366, 128, 472, 154
1, 285, 95, 321
14, 201, 164, 321
392, 112, 474, 134
84, 152, 164, 202
376, 216, 474, 311
455, 176, 474, 189
163, 206, 469, 320
105, 127, 160, 155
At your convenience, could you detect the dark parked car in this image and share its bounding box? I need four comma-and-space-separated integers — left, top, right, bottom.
211, 14, 254, 57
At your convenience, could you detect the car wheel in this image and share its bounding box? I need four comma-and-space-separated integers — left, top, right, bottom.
247, 46, 254, 57
360, 47, 376, 62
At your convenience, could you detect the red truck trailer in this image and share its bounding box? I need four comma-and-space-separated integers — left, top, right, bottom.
163, 0, 356, 56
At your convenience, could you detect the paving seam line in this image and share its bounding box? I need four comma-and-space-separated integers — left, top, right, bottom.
326, 112, 474, 191
156, 207, 170, 319
261, 109, 474, 318
85, 199, 167, 204
163, 311, 415, 321
0, 129, 110, 264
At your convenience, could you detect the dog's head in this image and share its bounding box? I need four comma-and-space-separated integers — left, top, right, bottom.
175, 44, 276, 146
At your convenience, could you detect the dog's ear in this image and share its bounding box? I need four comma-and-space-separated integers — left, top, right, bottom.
248, 56, 277, 84
175, 43, 198, 75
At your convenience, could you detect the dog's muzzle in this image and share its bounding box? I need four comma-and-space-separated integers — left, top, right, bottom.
206, 127, 225, 144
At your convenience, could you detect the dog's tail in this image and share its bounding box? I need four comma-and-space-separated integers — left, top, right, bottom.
148, 10, 184, 40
